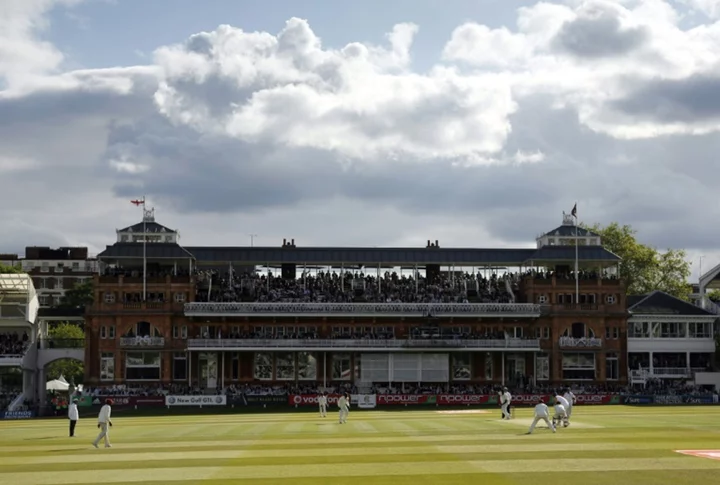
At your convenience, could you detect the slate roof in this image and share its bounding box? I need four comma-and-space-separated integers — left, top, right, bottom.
117, 222, 176, 234
98, 243, 195, 260
627, 290, 716, 316
541, 225, 599, 238
98, 243, 620, 266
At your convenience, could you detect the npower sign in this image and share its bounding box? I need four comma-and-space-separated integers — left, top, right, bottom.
165, 395, 227, 406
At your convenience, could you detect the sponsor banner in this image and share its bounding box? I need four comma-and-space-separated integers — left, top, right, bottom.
230, 395, 287, 406
654, 395, 683, 405
92, 396, 165, 407
624, 395, 654, 405
512, 394, 551, 405
289, 394, 341, 406
574, 394, 620, 405
2, 410, 34, 419
352, 394, 377, 409
682, 395, 716, 405
376, 394, 436, 405
165, 395, 227, 406
437, 394, 491, 405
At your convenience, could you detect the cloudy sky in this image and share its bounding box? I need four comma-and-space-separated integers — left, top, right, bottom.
2, 0, 720, 279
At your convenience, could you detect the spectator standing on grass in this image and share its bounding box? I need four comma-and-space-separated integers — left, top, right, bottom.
68, 399, 79, 437
92, 399, 113, 448
526, 397, 555, 435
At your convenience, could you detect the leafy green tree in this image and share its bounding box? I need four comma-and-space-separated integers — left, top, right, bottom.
46, 322, 85, 384
0, 263, 22, 274
58, 280, 93, 309
48, 322, 85, 348
707, 289, 720, 302
46, 358, 84, 385
585, 222, 692, 300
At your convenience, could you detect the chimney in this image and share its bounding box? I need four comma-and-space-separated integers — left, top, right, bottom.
291, 239, 295, 246
427, 240, 431, 247
283, 238, 286, 246
435, 240, 439, 247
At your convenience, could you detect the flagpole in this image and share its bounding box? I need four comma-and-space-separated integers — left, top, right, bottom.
142, 196, 147, 302
574, 203, 579, 305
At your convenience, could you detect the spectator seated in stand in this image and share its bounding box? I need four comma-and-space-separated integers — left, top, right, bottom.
0, 332, 30, 356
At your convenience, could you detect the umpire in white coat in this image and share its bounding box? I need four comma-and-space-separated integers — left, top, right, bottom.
68, 398, 79, 437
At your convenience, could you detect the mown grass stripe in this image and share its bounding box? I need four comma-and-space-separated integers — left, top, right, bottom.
3, 457, 720, 485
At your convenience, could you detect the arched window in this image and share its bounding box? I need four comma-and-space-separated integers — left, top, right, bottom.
122, 321, 162, 338
562, 323, 595, 339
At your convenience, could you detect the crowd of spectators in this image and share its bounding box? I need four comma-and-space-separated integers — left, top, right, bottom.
76, 381, 717, 399
0, 386, 22, 410
191, 327, 527, 341
196, 270, 517, 304
0, 331, 29, 356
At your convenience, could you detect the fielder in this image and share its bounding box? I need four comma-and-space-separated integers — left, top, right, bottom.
552, 395, 569, 428
92, 399, 113, 448
500, 387, 512, 420
338, 392, 350, 424
563, 388, 577, 419
319, 392, 327, 418
526, 398, 556, 434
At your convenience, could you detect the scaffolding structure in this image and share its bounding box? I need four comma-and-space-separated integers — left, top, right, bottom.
0, 274, 39, 325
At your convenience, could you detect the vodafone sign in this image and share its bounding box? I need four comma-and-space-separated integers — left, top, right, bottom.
289, 394, 341, 406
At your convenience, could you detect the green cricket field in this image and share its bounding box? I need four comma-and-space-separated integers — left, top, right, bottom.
1, 406, 719, 484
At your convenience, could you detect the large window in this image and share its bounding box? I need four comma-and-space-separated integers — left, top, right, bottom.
562, 352, 595, 380
100, 353, 114, 381
689, 322, 712, 338
452, 353, 471, 380
297, 352, 317, 380
173, 352, 187, 381
484, 353, 493, 380
535, 353, 550, 381
125, 352, 161, 380
253, 352, 273, 380
606, 353, 619, 380
332, 353, 352, 380
276, 353, 296, 380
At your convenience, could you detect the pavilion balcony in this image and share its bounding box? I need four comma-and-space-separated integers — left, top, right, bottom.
186, 338, 541, 351
183, 302, 542, 318
119, 337, 166, 348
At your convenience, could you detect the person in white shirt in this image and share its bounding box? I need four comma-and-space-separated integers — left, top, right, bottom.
553, 395, 569, 428
338, 392, 350, 424
319, 392, 327, 418
500, 387, 512, 420
68, 398, 79, 437
563, 389, 577, 419
527, 398, 556, 434
92, 399, 113, 448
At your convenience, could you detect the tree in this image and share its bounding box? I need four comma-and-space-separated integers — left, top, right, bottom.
0, 263, 21, 274
584, 222, 692, 300
58, 280, 93, 309
46, 322, 85, 384
707, 289, 720, 302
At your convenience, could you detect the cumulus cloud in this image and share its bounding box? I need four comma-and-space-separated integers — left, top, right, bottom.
4, 0, 720, 274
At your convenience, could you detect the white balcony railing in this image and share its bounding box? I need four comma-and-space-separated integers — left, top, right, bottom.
186, 338, 541, 350
184, 302, 543, 317
629, 367, 707, 378
558, 336, 603, 348
119, 337, 165, 347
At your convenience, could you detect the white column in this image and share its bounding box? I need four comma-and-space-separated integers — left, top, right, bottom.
501, 352, 505, 386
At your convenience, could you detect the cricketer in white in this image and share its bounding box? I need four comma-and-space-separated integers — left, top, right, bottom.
527, 398, 556, 435
319, 393, 327, 418
92, 399, 113, 448
553, 395, 569, 428
338, 393, 349, 424
500, 387, 512, 420
563, 389, 577, 418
